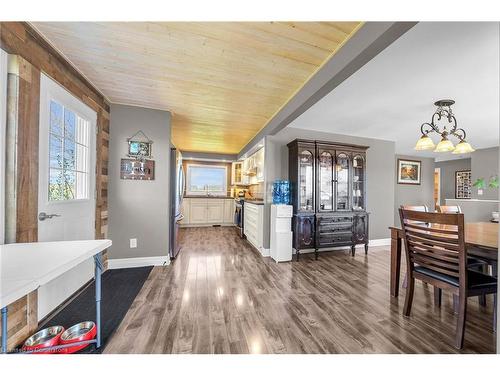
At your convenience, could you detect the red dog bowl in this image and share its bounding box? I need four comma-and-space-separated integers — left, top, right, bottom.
59, 321, 97, 354
22, 326, 65, 354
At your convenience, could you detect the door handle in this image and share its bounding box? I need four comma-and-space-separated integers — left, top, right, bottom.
38, 212, 61, 221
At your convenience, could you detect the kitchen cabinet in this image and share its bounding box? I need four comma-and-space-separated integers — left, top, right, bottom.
288, 139, 370, 259
180, 198, 190, 224
244, 202, 264, 252
231, 162, 244, 185
255, 147, 265, 183
240, 147, 265, 185
207, 200, 224, 223
224, 199, 235, 224
180, 198, 235, 226
189, 199, 209, 224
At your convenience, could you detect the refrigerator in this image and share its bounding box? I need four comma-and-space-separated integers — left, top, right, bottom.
169, 148, 184, 259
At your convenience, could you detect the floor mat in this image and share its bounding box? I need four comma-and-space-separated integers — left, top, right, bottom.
38, 266, 153, 354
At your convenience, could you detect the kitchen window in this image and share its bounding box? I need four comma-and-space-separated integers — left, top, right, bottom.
186, 164, 227, 196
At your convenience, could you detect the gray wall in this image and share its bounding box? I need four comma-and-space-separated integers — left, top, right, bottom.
471, 146, 499, 200
265, 127, 396, 241
435, 157, 471, 205
394, 155, 435, 225
108, 104, 172, 260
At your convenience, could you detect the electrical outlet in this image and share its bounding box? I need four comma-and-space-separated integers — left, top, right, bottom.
130, 238, 137, 248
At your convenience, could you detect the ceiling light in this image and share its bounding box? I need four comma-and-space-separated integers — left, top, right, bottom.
414, 134, 436, 151
415, 100, 474, 154
434, 136, 455, 153
452, 139, 475, 154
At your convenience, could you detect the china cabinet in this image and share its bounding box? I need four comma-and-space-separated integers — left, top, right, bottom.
288, 139, 369, 260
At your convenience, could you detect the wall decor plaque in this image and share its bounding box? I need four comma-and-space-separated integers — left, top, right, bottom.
120, 159, 155, 180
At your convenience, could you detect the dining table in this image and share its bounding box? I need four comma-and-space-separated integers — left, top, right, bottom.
389, 222, 499, 297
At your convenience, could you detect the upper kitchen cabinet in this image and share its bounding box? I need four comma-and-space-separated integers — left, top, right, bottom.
235, 146, 265, 186
231, 162, 244, 185
255, 147, 264, 183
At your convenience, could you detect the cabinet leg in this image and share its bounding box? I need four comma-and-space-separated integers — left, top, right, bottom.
315, 248, 319, 260
351, 245, 355, 257
296, 249, 300, 262
364, 243, 368, 255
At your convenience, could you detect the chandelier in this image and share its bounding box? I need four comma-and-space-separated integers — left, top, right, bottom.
414, 99, 474, 154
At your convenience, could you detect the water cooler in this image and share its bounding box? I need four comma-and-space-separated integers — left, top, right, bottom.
270, 204, 293, 262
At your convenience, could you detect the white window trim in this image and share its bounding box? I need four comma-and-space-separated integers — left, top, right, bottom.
0, 49, 8, 245
185, 164, 228, 196
39, 73, 96, 206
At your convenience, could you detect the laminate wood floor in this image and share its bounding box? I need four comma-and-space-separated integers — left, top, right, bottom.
104, 227, 496, 354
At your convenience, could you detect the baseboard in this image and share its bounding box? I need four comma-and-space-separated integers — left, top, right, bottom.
107, 256, 170, 269
292, 238, 391, 254
260, 248, 270, 257
369, 238, 391, 247
180, 223, 235, 228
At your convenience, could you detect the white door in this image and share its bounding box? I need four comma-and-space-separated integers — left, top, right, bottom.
37, 74, 97, 320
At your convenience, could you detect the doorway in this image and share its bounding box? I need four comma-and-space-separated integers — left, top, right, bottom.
434, 167, 441, 208
37, 73, 97, 320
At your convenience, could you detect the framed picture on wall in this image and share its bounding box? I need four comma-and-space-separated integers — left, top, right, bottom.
397, 159, 421, 185
455, 170, 472, 199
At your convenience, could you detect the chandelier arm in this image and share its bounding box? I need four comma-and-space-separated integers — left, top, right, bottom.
452, 128, 466, 141
420, 122, 436, 135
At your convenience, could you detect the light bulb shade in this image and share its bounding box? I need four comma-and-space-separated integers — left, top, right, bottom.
434, 137, 455, 152
452, 140, 475, 154
414, 135, 436, 151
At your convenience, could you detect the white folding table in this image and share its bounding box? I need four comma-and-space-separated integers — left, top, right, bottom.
0, 239, 112, 353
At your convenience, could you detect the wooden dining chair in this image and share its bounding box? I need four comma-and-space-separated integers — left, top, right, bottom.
399, 209, 497, 349
437, 205, 462, 214
436, 205, 490, 307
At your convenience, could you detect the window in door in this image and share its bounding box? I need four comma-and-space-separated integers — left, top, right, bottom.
48, 100, 91, 201
186, 164, 227, 196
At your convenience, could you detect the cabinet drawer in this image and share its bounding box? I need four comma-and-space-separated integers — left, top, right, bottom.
318, 216, 352, 224
318, 224, 352, 235
318, 233, 352, 247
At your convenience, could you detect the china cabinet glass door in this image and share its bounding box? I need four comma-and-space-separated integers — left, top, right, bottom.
352, 154, 365, 210
318, 151, 333, 211
299, 150, 314, 211
335, 152, 350, 210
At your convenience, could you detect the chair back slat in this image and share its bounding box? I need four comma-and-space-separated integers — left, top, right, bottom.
399, 209, 467, 286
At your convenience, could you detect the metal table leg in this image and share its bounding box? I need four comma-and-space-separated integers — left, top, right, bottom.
94, 252, 102, 349
1, 306, 7, 353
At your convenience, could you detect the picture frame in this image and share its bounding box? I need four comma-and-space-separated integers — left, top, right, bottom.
120, 158, 155, 180
397, 159, 421, 185
455, 170, 472, 199
127, 140, 152, 159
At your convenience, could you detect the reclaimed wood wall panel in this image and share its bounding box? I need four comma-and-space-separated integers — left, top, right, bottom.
15, 57, 40, 243
0, 22, 110, 349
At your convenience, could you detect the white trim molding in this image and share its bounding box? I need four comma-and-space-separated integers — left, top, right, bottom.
0, 49, 7, 245
107, 256, 170, 270
368, 238, 391, 247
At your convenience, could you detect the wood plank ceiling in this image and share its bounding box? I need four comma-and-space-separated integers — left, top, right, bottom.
32, 22, 361, 154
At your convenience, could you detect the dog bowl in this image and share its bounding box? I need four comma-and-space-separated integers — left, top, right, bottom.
22, 326, 65, 353
59, 321, 97, 354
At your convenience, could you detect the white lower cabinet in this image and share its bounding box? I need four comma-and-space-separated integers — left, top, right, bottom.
181, 198, 234, 226
207, 200, 224, 223
244, 203, 264, 251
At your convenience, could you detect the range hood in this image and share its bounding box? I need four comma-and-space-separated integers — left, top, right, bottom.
244, 156, 257, 175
